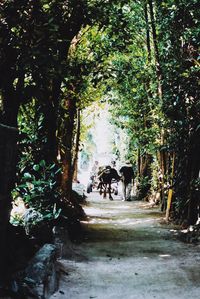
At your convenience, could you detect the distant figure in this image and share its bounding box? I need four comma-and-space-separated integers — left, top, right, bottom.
111, 160, 116, 168
119, 160, 134, 201
91, 160, 99, 175
86, 161, 99, 193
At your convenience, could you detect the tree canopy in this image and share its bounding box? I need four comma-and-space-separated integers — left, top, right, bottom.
0, 0, 199, 289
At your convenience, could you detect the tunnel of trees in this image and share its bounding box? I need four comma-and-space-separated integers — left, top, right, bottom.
0, 0, 199, 292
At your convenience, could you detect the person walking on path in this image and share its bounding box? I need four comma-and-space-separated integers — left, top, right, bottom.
119, 160, 134, 201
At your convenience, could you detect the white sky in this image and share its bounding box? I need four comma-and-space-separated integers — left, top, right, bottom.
92, 107, 115, 165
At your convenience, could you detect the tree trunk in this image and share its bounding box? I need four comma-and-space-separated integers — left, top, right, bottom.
137, 148, 141, 177
146, 0, 166, 209
72, 109, 81, 182
0, 124, 18, 282
136, 2, 154, 201
60, 97, 76, 199
39, 99, 59, 164
144, 1, 151, 63
158, 148, 167, 211
187, 130, 200, 224
148, 0, 163, 98
138, 153, 152, 200
0, 85, 20, 284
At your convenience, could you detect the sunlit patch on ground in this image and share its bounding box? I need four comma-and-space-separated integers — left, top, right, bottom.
159, 254, 171, 258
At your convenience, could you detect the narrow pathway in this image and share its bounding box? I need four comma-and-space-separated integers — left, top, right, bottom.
51, 192, 200, 299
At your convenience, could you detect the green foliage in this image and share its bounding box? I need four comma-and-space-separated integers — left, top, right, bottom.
10, 213, 24, 227
106, 9, 162, 160
157, 0, 200, 137
14, 100, 61, 222
0, 0, 199, 225
14, 160, 61, 215
156, 0, 200, 221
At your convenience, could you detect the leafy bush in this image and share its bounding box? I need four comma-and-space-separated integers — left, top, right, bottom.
13, 160, 61, 221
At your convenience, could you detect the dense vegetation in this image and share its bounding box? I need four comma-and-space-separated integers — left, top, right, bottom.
0, 0, 199, 290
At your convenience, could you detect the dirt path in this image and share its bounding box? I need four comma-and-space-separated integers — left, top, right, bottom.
51, 192, 200, 299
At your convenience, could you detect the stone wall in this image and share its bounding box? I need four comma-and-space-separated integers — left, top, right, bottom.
22, 244, 58, 299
